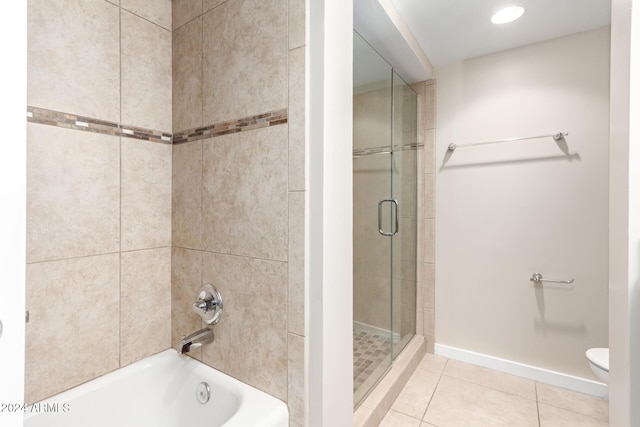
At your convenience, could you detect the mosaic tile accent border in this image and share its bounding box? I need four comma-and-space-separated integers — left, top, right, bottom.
172, 109, 288, 144
27, 107, 289, 145
27, 106, 172, 144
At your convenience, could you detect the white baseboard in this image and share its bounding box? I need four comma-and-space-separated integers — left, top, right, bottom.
434, 343, 608, 399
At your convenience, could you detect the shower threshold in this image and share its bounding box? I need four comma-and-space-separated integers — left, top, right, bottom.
353, 335, 426, 427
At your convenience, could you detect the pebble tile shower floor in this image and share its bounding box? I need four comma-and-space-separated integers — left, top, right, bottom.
353, 327, 393, 391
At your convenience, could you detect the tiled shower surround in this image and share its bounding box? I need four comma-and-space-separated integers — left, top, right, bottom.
26, 1, 307, 426
413, 80, 437, 352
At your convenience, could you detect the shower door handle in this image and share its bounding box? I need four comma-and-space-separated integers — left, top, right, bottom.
378, 199, 399, 236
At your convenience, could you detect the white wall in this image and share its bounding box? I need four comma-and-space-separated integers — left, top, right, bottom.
0, 4, 26, 427
435, 27, 610, 381
308, 0, 354, 425
609, 0, 640, 424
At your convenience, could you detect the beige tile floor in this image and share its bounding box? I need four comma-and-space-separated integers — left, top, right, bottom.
379, 353, 609, 427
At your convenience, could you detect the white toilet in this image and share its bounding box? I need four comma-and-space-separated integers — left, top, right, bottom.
586, 347, 609, 384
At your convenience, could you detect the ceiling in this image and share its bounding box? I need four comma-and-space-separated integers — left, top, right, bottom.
355, 0, 611, 83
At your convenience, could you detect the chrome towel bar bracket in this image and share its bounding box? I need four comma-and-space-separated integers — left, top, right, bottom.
530, 273, 575, 285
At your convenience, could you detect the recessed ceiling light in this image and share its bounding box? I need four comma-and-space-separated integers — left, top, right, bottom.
491, 5, 525, 24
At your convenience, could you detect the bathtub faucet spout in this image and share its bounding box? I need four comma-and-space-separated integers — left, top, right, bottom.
179, 328, 214, 354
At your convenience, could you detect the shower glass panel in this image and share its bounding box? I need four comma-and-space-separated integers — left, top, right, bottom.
353, 32, 417, 408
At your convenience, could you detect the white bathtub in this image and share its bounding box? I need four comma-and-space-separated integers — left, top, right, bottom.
24, 349, 289, 427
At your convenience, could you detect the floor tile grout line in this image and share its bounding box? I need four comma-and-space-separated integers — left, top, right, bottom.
169, 246, 288, 264
536, 400, 609, 423
26, 246, 173, 265
437, 371, 538, 402
375, 353, 447, 425
381, 357, 607, 427
535, 381, 609, 422
419, 357, 448, 423
535, 381, 541, 427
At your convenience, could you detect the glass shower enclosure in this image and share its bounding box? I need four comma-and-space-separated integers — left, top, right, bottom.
353, 32, 418, 407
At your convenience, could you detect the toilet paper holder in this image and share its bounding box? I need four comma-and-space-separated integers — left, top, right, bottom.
530, 273, 575, 285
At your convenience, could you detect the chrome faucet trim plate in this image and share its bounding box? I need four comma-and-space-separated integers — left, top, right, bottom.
192, 284, 223, 325
179, 284, 223, 354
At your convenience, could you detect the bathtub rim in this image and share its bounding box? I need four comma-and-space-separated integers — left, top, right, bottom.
24, 348, 289, 426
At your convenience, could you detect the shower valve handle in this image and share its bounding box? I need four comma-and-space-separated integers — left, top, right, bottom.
192, 284, 223, 325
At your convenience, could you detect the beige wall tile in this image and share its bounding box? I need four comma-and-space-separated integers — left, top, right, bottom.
201, 252, 288, 400
411, 82, 426, 136
121, 139, 172, 251
203, 0, 228, 13
28, 0, 120, 122
120, 248, 172, 366
400, 298, 416, 337
202, 126, 288, 261
202, 0, 288, 124
424, 129, 435, 173
417, 150, 425, 217
398, 232, 418, 281
353, 87, 393, 151
354, 274, 391, 329
416, 276, 424, 337
423, 307, 435, 338
171, 247, 204, 354
424, 173, 435, 219
289, 0, 305, 50
25, 254, 120, 403
173, 0, 203, 30
416, 154, 425, 337
288, 333, 307, 426
289, 46, 306, 191
425, 82, 436, 130
423, 262, 435, 309
398, 156, 418, 217
172, 141, 203, 249
353, 273, 366, 323
121, 0, 172, 30
288, 192, 305, 336
416, 79, 432, 350
423, 219, 435, 263
173, 17, 203, 132
426, 337, 435, 354
353, 155, 392, 279
27, 124, 120, 263
121, 10, 172, 132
